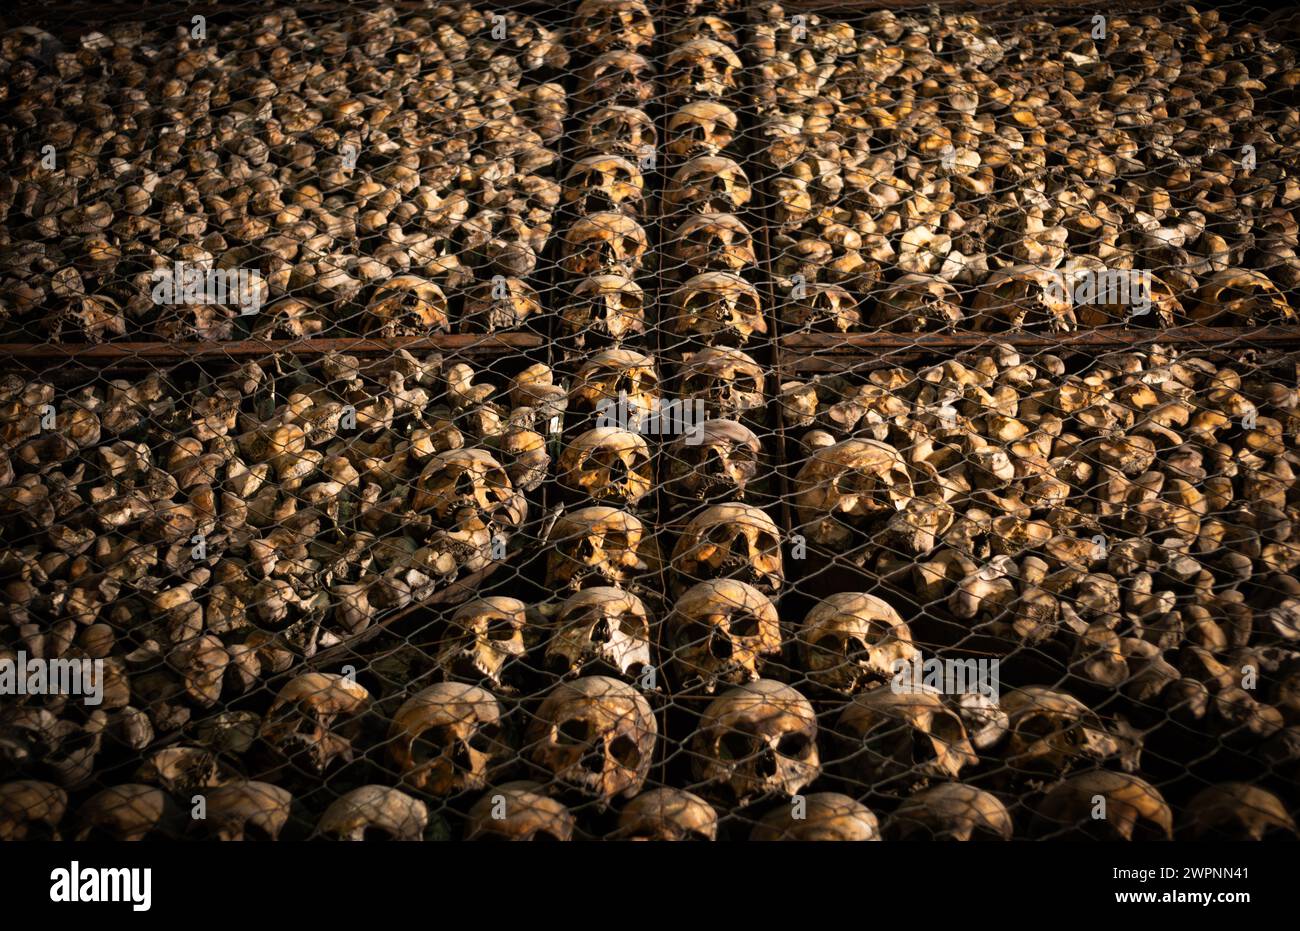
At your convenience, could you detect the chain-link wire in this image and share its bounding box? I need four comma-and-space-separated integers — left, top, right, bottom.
1, 0, 1299, 842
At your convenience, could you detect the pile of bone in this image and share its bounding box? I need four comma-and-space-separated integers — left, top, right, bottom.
0, 2, 566, 342
751, 4, 1300, 333
0, 353, 561, 784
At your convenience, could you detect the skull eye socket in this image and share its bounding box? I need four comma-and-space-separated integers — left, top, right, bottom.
467, 723, 501, 753
487, 618, 519, 641
777, 733, 813, 759
729, 614, 761, 638
604, 531, 629, 551
608, 734, 641, 770
1016, 713, 1058, 741
721, 730, 759, 760
734, 375, 758, 393
558, 718, 595, 746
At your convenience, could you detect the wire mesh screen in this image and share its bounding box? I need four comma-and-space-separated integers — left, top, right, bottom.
1, 0, 1299, 842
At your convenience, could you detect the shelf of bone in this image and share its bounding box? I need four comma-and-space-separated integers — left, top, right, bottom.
0, 334, 548, 360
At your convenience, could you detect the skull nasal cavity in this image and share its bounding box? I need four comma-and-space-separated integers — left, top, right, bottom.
709, 632, 733, 660
593, 618, 611, 643
456, 472, 477, 496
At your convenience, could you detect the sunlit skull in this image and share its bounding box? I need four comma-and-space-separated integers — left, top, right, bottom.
260, 673, 372, 774
363, 275, 449, 337
436, 597, 528, 693
667, 579, 781, 691
461, 276, 542, 333
888, 783, 1014, 840
691, 680, 820, 803
665, 418, 762, 503
412, 448, 527, 531
1033, 771, 1173, 840
613, 788, 718, 840
666, 102, 738, 158
798, 592, 921, 695
666, 38, 743, 100
669, 273, 766, 345
563, 155, 645, 217
317, 786, 427, 841
794, 438, 915, 546
388, 683, 509, 796
671, 503, 784, 595
1002, 686, 1120, 780
677, 348, 766, 419
671, 213, 756, 275
547, 586, 652, 679
559, 427, 654, 506
561, 274, 646, 346
526, 676, 656, 804
971, 265, 1076, 332
835, 687, 978, 789
563, 212, 649, 276
1180, 783, 1298, 840
568, 349, 660, 421
465, 782, 575, 841
546, 506, 656, 590
200, 782, 293, 841
871, 274, 964, 331
575, 106, 656, 159
0, 780, 67, 840
665, 156, 751, 214
575, 0, 655, 52
1192, 268, 1296, 325
750, 793, 881, 841
580, 51, 656, 108
783, 283, 861, 333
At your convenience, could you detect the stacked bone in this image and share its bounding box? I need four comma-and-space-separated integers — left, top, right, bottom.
751, 4, 1300, 334
0, 3, 567, 342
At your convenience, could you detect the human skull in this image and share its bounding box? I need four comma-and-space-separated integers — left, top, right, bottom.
971, 266, 1076, 332
750, 793, 881, 841
558, 427, 654, 506
317, 786, 427, 841
569, 349, 660, 421
669, 273, 766, 345
200, 782, 293, 841
362, 275, 449, 337
546, 506, 657, 590
671, 213, 756, 276
563, 212, 649, 277
388, 683, 509, 796
259, 673, 371, 775
575, 0, 655, 52
665, 419, 762, 503
797, 592, 921, 695
888, 783, 1013, 840
411, 448, 527, 531
436, 597, 528, 693
580, 51, 656, 108
783, 283, 861, 333
671, 503, 784, 595
1002, 686, 1120, 780
667, 579, 781, 691
677, 348, 766, 419
665, 156, 751, 215
666, 102, 738, 158
1180, 783, 1297, 840
575, 106, 656, 159
500, 426, 550, 492
461, 276, 542, 333
563, 155, 645, 217
561, 274, 647, 346
0, 780, 67, 840
835, 687, 978, 789
74, 784, 177, 841
794, 438, 915, 545
871, 274, 964, 331
691, 680, 821, 803
1033, 771, 1172, 840
525, 676, 656, 803
612, 788, 718, 840
665, 38, 743, 101
546, 586, 653, 679
465, 782, 575, 841
1192, 268, 1296, 325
